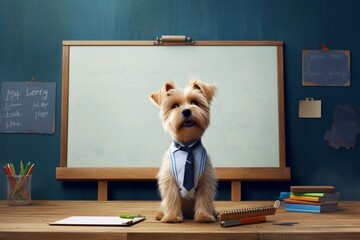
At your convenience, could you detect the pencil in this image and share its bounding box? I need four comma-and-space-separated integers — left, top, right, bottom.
20, 161, 24, 176
221, 216, 267, 228
24, 162, 31, 175
10, 164, 34, 199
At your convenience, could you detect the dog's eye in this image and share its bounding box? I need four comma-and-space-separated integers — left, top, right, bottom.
172, 103, 179, 109
190, 100, 199, 106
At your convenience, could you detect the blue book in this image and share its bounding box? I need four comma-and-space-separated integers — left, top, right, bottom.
285, 203, 338, 213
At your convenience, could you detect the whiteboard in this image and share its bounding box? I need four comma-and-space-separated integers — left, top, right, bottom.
63, 42, 283, 169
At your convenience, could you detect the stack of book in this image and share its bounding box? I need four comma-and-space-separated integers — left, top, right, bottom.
219, 200, 280, 228
285, 186, 340, 213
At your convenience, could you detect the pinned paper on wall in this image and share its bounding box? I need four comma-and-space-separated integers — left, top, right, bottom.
299, 98, 321, 118
324, 105, 360, 150
302, 50, 351, 86
0, 82, 56, 134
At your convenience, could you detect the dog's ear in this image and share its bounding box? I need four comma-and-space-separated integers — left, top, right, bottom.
189, 79, 217, 103
150, 81, 176, 106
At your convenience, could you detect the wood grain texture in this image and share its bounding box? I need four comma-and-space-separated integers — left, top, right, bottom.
60, 45, 70, 168
1, 201, 359, 240
56, 167, 291, 180
231, 181, 241, 202
62, 40, 284, 46
98, 181, 108, 201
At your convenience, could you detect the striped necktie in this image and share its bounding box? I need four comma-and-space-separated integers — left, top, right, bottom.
176, 140, 201, 191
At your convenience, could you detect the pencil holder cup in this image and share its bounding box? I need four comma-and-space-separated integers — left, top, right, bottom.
6, 175, 32, 206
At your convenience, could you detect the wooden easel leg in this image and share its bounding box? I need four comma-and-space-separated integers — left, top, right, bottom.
231, 181, 241, 202
98, 181, 108, 201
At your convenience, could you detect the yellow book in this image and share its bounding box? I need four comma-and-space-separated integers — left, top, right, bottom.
290, 193, 339, 203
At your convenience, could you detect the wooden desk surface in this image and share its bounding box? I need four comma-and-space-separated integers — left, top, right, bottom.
1, 201, 360, 240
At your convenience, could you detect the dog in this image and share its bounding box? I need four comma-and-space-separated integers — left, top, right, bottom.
150, 79, 218, 223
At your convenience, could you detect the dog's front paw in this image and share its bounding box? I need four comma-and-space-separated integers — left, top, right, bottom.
161, 214, 183, 223
155, 211, 164, 221
194, 212, 216, 223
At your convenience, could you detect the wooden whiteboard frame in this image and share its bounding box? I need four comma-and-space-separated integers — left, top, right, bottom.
57, 40, 290, 201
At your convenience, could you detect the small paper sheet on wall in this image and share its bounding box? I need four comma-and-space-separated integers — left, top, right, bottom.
0, 81, 56, 134
302, 50, 351, 86
299, 98, 321, 118
324, 104, 360, 150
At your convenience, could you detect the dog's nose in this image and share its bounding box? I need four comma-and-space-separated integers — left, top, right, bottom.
182, 109, 192, 118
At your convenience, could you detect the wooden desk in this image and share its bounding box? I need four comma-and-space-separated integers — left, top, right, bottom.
1, 201, 359, 240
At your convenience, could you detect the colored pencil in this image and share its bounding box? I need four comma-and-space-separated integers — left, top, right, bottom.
2, 162, 34, 200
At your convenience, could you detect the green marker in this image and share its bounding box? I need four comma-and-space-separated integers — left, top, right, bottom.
119, 214, 141, 219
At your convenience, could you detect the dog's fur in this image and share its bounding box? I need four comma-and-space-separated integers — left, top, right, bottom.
150, 79, 218, 223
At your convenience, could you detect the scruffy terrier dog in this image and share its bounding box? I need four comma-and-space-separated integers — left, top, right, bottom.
150, 79, 218, 223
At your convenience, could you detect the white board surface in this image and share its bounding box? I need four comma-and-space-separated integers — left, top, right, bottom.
66, 45, 280, 168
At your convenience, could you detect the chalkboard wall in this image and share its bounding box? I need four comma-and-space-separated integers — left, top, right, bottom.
1, 0, 360, 201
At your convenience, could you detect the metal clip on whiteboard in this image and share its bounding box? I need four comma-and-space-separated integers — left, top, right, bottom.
154, 35, 194, 45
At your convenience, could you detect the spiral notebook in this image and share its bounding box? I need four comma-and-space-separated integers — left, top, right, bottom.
219, 200, 280, 221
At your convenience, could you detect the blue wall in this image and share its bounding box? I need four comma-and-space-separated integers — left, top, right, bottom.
1, 0, 360, 200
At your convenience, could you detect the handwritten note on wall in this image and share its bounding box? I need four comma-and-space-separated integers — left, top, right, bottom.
0, 82, 56, 134
302, 50, 351, 86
